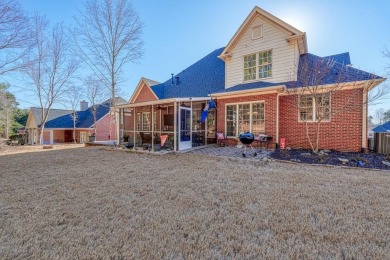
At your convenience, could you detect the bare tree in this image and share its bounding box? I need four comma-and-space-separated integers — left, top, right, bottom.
374, 108, 385, 125
73, 0, 143, 106
64, 86, 81, 143
24, 15, 77, 144
286, 55, 387, 153
84, 76, 107, 140
0, 0, 34, 75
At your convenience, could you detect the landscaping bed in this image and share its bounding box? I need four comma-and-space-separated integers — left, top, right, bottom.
270, 148, 390, 170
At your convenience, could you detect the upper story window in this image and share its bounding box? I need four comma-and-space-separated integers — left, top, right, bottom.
244, 54, 256, 81
243, 50, 272, 81
299, 93, 331, 122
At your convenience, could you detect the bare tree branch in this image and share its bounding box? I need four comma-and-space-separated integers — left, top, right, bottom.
72, 0, 143, 107
24, 15, 78, 144
286, 55, 386, 152
0, 0, 35, 75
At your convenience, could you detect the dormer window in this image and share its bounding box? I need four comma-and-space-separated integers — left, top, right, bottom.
252, 25, 263, 40
243, 50, 272, 81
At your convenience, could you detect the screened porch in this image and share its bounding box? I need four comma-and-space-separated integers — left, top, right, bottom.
117, 98, 216, 151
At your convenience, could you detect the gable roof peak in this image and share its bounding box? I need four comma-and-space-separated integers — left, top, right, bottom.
219, 6, 308, 60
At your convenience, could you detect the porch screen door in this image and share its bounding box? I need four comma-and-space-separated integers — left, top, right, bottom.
179, 106, 191, 150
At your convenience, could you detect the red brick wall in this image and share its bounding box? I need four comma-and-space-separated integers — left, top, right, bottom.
279, 88, 363, 152
133, 83, 157, 103
95, 114, 117, 141
216, 93, 278, 145
43, 131, 50, 144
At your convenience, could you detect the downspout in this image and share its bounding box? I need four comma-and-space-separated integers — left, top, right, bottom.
133, 107, 136, 151
276, 92, 280, 147
174, 102, 177, 151
362, 90, 368, 152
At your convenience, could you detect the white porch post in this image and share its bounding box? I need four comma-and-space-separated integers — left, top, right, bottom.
174, 102, 177, 152
50, 130, 54, 144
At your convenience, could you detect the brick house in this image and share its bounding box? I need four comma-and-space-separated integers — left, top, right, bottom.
116, 6, 385, 152
26, 98, 125, 144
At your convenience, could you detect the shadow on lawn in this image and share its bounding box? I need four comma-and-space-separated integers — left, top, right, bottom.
270, 148, 390, 170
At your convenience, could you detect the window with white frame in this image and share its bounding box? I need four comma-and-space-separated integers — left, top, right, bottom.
299, 93, 331, 121
244, 54, 256, 81
136, 113, 141, 130
142, 112, 150, 130
226, 102, 265, 137
244, 50, 272, 81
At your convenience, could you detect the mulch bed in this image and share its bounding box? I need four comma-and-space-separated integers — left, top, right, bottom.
270, 148, 390, 170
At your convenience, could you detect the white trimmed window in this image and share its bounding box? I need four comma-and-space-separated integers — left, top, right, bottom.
244, 50, 272, 81
299, 93, 331, 121
142, 112, 151, 130
244, 54, 256, 81
226, 102, 265, 137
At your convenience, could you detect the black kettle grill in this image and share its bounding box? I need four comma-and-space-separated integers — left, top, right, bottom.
239, 132, 257, 157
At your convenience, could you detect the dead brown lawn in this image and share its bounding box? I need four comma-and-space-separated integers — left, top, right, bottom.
0, 146, 389, 259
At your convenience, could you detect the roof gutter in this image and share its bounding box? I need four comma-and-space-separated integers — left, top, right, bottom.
210, 85, 286, 97
114, 97, 212, 109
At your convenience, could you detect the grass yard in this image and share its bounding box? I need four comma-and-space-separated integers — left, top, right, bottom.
1, 146, 389, 259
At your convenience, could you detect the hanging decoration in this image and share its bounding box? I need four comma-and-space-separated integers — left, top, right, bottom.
201, 99, 216, 123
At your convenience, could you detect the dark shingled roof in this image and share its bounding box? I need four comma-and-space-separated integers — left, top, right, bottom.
31, 108, 74, 127
285, 53, 382, 88
323, 52, 351, 65
145, 48, 382, 97
37, 97, 126, 129
373, 121, 390, 133
151, 47, 225, 99
213, 81, 282, 94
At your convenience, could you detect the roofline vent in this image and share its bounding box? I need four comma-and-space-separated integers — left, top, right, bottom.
171, 73, 174, 84
175, 76, 180, 85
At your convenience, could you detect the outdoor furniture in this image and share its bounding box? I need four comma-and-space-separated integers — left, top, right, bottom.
216, 132, 226, 147
256, 134, 273, 150
192, 133, 203, 146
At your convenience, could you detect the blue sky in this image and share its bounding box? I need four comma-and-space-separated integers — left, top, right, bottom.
8, 0, 390, 115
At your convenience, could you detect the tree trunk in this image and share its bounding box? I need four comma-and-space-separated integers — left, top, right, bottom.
304, 121, 315, 152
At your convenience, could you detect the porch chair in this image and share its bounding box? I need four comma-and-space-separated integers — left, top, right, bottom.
216, 132, 226, 147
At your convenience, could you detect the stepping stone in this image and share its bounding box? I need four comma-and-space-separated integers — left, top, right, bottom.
338, 158, 349, 165
382, 161, 390, 167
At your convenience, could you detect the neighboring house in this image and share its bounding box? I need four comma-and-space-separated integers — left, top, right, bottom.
26, 98, 125, 144
116, 6, 385, 152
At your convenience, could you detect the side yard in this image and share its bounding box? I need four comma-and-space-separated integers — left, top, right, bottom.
1, 147, 389, 258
